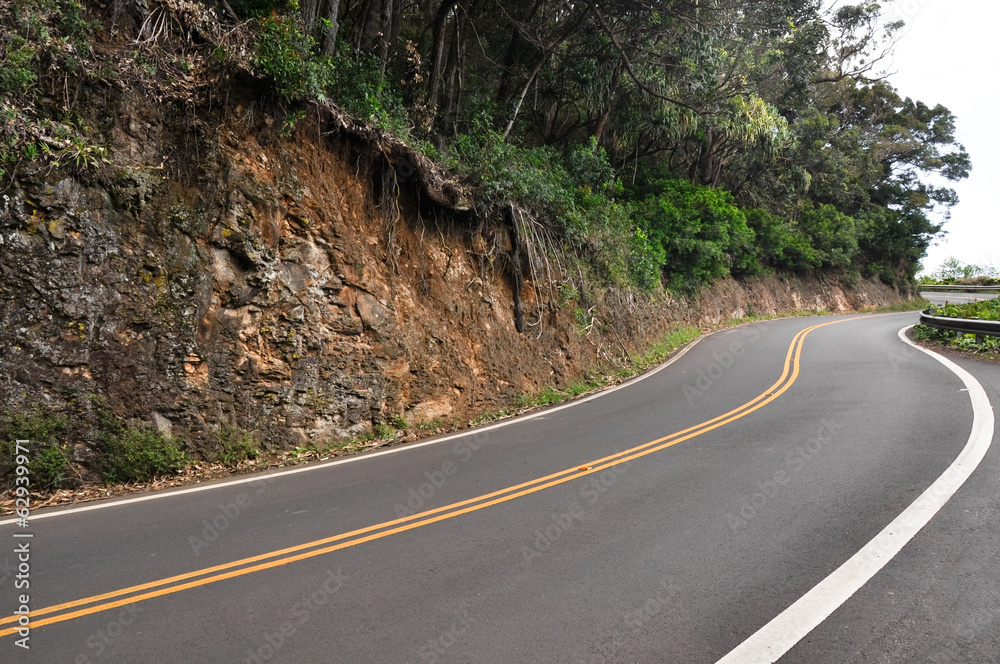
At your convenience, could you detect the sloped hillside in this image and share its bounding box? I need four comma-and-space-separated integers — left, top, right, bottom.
0, 0, 905, 490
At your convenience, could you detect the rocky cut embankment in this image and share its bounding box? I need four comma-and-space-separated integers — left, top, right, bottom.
0, 64, 903, 483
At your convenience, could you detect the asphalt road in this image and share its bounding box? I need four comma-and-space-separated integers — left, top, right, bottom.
2, 312, 997, 663
921, 291, 998, 306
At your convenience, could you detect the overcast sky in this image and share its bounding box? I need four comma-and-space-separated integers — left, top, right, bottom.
881, 0, 1000, 274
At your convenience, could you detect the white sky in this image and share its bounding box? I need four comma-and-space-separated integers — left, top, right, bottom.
881, 0, 1000, 274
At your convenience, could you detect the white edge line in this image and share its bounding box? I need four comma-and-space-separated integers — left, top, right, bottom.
0, 328, 723, 525
716, 325, 996, 664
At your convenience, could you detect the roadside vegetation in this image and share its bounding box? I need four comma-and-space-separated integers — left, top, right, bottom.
1, 0, 969, 296
0, 0, 967, 502
914, 258, 1000, 354
914, 298, 1000, 355
0, 322, 701, 500
918, 258, 1000, 288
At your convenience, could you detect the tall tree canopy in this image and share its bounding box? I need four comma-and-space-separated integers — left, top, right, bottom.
210, 0, 976, 285
2, 0, 963, 290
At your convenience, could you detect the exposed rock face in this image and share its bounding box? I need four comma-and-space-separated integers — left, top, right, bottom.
0, 94, 903, 467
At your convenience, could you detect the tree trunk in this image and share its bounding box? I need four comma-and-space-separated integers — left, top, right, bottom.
318, 0, 342, 56
439, 15, 464, 133
502, 55, 545, 139
427, 0, 458, 113
378, 0, 404, 75
593, 66, 622, 142
506, 205, 525, 334
353, 0, 380, 53
300, 0, 320, 36
494, 0, 544, 103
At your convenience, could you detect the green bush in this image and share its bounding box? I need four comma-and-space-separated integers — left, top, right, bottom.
328, 50, 408, 134
1, 37, 37, 96
215, 425, 260, 467
636, 180, 759, 292
915, 298, 1000, 353
28, 444, 71, 489
253, 13, 329, 102
98, 414, 187, 484
628, 226, 666, 291
798, 204, 858, 268
0, 409, 70, 490
566, 138, 621, 197
445, 124, 572, 212
744, 208, 819, 272
927, 298, 1000, 322
252, 15, 408, 134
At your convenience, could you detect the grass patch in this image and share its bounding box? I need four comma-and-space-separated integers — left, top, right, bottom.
516, 386, 566, 409
415, 418, 445, 432
470, 408, 519, 426
861, 298, 931, 313
215, 425, 260, 467
563, 377, 609, 397
515, 325, 701, 412
629, 326, 702, 371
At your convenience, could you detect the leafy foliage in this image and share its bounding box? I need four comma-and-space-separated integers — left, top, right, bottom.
97, 412, 187, 484
232, 0, 970, 293
915, 298, 1000, 354
636, 180, 758, 292
0, 0, 106, 180
214, 425, 260, 467
744, 208, 818, 272
0, 409, 70, 490
253, 13, 326, 102
252, 14, 407, 132
925, 298, 1000, 323
798, 204, 859, 268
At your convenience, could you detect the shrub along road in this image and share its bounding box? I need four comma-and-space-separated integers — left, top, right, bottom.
1, 313, 996, 663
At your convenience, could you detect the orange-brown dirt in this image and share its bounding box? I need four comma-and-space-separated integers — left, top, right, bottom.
0, 84, 906, 491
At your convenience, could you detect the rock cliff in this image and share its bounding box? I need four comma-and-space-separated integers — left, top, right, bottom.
0, 86, 903, 479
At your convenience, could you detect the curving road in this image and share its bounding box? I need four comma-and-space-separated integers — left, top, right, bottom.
2, 313, 998, 663
921, 290, 998, 306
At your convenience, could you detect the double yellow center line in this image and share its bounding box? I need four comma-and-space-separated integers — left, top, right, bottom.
0, 318, 853, 638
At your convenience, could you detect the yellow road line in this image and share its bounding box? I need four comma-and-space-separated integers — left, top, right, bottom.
0, 318, 853, 638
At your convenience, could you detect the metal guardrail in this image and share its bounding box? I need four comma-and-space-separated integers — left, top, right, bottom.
919, 310, 1000, 341
919, 285, 1000, 291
